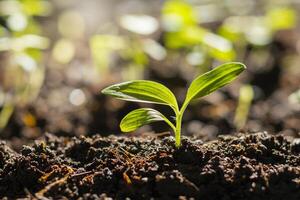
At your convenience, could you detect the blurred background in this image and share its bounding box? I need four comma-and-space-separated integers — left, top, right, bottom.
0, 0, 299, 150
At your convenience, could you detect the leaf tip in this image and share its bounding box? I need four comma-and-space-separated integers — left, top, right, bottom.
120, 121, 133, 133
227, 62, 247, 75
120, 126, 127, 133
101, 85, 114, 95
101, 88, 107, 94
233, 61, 247, 70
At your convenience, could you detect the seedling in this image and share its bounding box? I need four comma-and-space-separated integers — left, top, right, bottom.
102, 62, 246, 147
234, 84, 254, 129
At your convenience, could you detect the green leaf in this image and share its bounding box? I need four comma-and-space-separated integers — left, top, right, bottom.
120, 108, 173, 132
102, 80, 178, 111
185, 62, 246, 103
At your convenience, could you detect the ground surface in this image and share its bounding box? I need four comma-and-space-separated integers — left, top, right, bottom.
0, 132, 299, 200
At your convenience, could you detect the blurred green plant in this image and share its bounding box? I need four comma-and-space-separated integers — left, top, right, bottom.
102, 62, 246, 147
90, 34, 154, 80
89, 12, 164, 79
91, 1, 296, 84
90, 31, 170, 80
0, 0, 51, 131
51, 10, 86, 64
89, 0, 238, 81
219, 7, 296, 46
234, 84, 254, 129
289, 89, 300, 104
162, 0, 236, 63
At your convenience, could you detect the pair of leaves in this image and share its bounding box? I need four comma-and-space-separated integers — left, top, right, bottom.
102, 62, 246, 132
101, 80, 177, 132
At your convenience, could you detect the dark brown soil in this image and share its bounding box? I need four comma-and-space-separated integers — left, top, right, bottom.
0, 132, 299, 199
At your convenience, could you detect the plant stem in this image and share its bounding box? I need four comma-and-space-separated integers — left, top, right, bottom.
175, 113, 182, 147
175, 102, 189, 147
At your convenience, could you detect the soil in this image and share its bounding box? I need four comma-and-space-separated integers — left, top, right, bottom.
0, 132, 299, 200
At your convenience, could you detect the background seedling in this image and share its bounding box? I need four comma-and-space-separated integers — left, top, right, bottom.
234, 84, 254, 130
102, 62, 245, 147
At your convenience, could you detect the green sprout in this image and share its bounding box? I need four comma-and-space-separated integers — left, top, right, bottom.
234, 84, 254, 130
102, 62, 246, 147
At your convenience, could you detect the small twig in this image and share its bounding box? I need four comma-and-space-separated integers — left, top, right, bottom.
118, 146, 136, 158
123, 168, 132, 185
70, 171, 93, 179
24, 188, 41, 200
35, 175, 69, 199
35, 166, 74, 199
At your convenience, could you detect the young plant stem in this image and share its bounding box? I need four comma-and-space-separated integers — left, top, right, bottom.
175, 113, 182, 147
175, 102, 189, 147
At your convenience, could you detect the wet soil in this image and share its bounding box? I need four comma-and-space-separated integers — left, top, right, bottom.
0, 132, 299, 199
